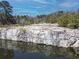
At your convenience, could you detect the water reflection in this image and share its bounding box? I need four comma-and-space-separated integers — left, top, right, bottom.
0, 39, 79, 59
0, 48, 14, 59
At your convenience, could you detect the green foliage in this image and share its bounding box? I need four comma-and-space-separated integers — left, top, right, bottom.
36, 11, 79, 29
57, 14, 69, 27
67, 19, 79, 29
57, 13, 79, 29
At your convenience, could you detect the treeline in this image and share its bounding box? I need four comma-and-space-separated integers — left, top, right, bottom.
36, 11, 79, 29
15, 11, 79, 29
15, 15, 34, 25
0, 1, 79, 29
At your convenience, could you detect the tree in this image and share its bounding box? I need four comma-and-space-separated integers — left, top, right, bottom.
0, 1, 16, 24
57, 14, 69, 27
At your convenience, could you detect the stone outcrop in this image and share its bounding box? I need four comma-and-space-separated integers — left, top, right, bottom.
0, 23, 79, 47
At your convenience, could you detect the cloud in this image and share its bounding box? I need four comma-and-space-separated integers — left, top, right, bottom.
14, 0, 46, 4
0, 0, 3, 1
13, 7, 40, 16
14, 0, 23, 2
13, 7, 38, 13
33, 0, 57, 5
33, 0, 49, 4
60, 2, 79, 8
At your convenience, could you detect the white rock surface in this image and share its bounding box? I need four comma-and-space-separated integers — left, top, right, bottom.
0, 23, 79, 47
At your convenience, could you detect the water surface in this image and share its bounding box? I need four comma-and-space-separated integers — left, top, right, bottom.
0, 39, 78, 59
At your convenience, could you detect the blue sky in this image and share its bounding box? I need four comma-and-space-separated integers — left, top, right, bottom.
2, 0, 79, 16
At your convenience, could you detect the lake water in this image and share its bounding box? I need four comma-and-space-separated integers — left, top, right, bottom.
0, 39, 79, 59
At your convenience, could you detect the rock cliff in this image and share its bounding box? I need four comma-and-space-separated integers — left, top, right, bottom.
0, 24, 79, 47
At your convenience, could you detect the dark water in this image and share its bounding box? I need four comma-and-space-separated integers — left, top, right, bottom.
0, 39, 78, 59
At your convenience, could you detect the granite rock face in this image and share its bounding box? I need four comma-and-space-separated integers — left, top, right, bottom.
0, 24, 79, 47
